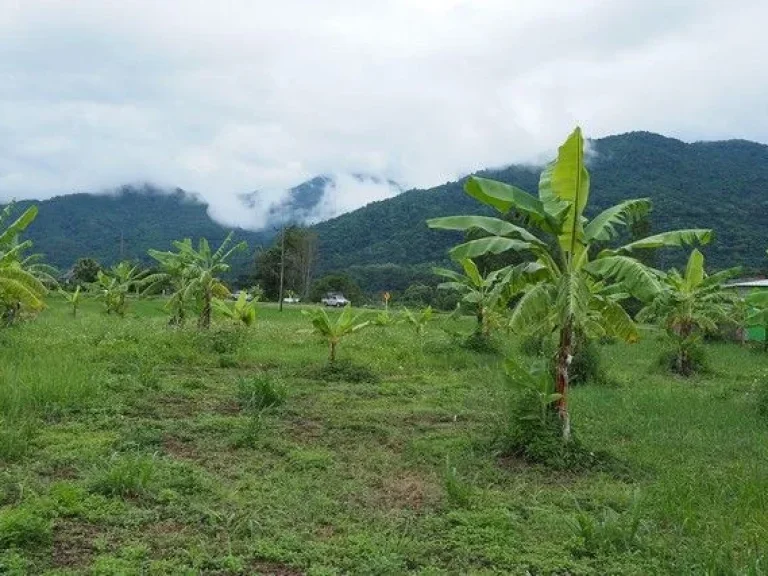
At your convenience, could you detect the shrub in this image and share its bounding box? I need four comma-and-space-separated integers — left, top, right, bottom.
237, 374, 286, 412
0, 507, 52, 550
461, 331, 498, 354
204, 328, 244, 355
657, 340, 708, 376
89, 453, 157, 498
757, 381, 768, 418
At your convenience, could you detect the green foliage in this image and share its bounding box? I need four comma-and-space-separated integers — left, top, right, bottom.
442, 457, 473, 508
91, 261, 148, 316
0, 507, 51, 550
638, 249, 739, 375
0, 204, 47, 322
148, 232, 247, 329
569, 491, 646, 557
237, 374, 286, 412
309, 359, 379, 383
302, 305, 370, 363
430, 127, 711, 440
403, 305, 433, 338
58, 285, 81, 317
254, 226, 318, 300
89, 453, 157, 498
213, 292, 258, 327
71, 257, 101, 285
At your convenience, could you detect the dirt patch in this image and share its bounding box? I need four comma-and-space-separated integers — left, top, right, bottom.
216, 398, 242, 415
377, 472, 439, 511
287, 416, 325, 442
162, 435, 199, 460
52, 520, 100, 568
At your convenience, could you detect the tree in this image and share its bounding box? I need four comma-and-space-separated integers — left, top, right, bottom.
71, 258, 102, 286
150, 233, 247, 329
637, 249, 739, 374
0, 204, 47, 323
303, 306, 370, 363
255, 227, 318, 300
428, 127, 711, 439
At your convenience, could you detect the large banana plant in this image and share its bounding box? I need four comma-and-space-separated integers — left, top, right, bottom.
148, 233, 247, 329
745, 289, 768, 352
434, 259, 545, 338
637, 249, 739, 374
303, 305, 369, 363
0, 204, 47, 322
428, 127, 711, 439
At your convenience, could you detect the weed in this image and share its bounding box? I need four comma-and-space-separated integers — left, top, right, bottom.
237, 374, 286, 412
0, 419, 36, 462
88, 453, 157, 498
443, 457, 473, 508
0, 507, 52, 550
569, 491, 647, 557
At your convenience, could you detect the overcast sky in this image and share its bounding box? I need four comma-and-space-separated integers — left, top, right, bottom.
1, 0, 767, 228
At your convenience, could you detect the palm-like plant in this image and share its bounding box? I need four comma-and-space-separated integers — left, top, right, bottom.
92, 262, 148, 316
637, 249, 739, 374
744, 290, 768, 351
59, 285, 82, 317
429, 127, 711, 438
303, 305, 369, 363
213, 292, 258, 327
403, 306, 433, 339
0, 204, 47, 322
149, 233, 246, 329
434, 259, 545, 338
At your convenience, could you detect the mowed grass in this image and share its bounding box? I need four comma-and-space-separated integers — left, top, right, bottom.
1, 297, 768, 574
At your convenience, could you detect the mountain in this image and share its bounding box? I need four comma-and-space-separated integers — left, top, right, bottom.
7, 185, 271, 271
4, 131, 767, 288
313, 132, 768, 278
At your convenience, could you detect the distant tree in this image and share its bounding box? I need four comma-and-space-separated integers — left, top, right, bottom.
400, 283, 434, 308
72, 258, 101, 285
309, 274, 363, 304
255, 226, 318, 300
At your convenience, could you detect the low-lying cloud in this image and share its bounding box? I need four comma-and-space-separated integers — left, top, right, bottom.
1, 0, 767, 229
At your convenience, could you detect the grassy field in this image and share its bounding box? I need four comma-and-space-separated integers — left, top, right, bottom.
1, 297, 768, 575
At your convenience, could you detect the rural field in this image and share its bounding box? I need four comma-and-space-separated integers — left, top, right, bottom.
1, 296, 768, 575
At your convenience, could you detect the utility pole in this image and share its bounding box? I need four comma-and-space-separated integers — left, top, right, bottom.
278, 224, 285, 312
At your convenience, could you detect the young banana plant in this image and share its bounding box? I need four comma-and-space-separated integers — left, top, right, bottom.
303, 305, 369, 364
213, 292, 258, 327
59, 285, 81, 317
403, 306, 433, 340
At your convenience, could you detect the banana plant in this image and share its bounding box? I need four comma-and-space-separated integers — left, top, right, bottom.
0, 204, 47, 322
403, 306, 433, 339
58, 285, 82, 317
434, 259, 546, 338
637, 249, 739, 374
303, 305, 369, 364
91, 262, 148, 316
429, 127, 711, 439
213, 292, 258, 327
148, 233, 246, 329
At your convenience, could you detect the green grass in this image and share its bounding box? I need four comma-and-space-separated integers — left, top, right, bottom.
1, 296, 768, 574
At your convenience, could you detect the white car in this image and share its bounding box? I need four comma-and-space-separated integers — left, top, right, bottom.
321, 293, 350, 307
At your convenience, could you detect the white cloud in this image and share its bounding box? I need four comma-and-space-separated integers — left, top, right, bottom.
1, 0, 766, 228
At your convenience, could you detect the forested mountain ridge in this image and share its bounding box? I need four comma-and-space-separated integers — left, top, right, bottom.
3, 131, 767, 282
314, 131, 768, 274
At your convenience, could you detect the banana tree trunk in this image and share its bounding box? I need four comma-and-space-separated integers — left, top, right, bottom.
329, 339, 337, 364
555, 319, 573, 441
199, 288, 212, 329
